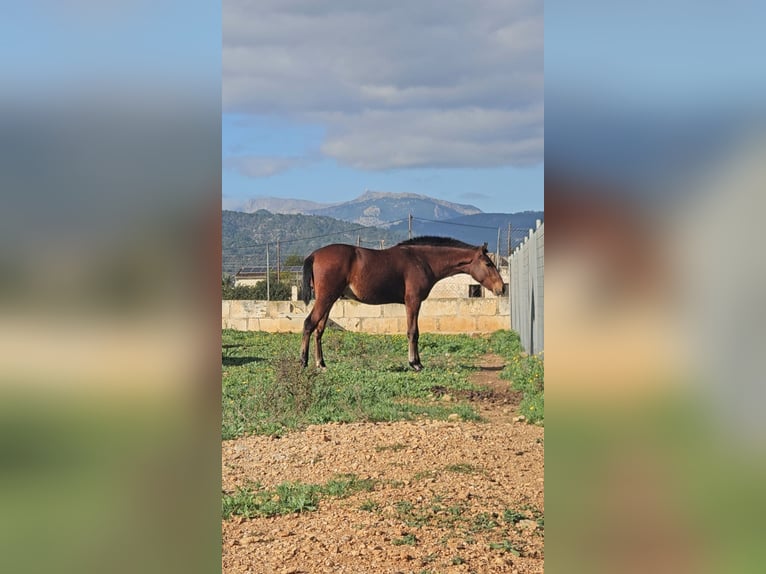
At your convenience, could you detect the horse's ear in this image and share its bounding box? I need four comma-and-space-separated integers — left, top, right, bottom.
481, 242, 488, 253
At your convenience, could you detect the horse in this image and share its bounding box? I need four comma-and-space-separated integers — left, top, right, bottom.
300, 236, 505, 371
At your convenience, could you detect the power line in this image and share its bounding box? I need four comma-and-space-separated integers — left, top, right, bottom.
411, 216, 498, 230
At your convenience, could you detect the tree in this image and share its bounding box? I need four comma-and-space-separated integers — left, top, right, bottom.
252, 279, 292, 301
283, 253, 304, 267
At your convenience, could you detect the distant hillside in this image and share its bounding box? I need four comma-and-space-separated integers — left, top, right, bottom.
387, 211, 544, 253
223, 209, 543, 274
223, 210, 406, 274
307, 191, 481, 226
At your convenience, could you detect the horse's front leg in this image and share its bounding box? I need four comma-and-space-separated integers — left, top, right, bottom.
405, 298, 423, 371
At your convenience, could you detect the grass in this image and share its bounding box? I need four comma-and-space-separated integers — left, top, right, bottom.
320, 474, 376, 498
445, 463, 479, 474
470, 512, 500, 533
222, 329, 543, 438
497, 333, 544, 424
392, 533, 418, 546
489, 539, 521, 556
222, 473, 376, 519
375, 442, 408, 452
359, 499, 379, 512
222, 482, 319, 519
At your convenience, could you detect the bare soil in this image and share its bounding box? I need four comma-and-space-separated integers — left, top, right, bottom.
222, 354, 544, 574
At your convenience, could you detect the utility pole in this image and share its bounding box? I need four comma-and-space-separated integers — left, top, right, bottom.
357, 235, 361, 247
496, 227, 501, 265
408, 212, 413, 239
265, 243, 270, 301
380, 239, 385, 249
276, 241, 281, 282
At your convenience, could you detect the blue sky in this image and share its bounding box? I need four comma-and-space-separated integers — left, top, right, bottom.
222, 1, 543, 214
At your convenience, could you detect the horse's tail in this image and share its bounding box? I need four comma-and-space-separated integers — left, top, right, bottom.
302, 255, 314, 304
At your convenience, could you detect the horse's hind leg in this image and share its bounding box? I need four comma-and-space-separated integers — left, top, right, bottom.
405, 298, 423, 371
314, 308, 332, 368
301, 298, 336, 368
301, 305, 324, 367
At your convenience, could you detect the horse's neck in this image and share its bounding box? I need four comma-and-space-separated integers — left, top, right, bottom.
422, 248, 471, 280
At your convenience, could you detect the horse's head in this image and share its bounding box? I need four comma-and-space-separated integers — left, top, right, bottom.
468, 243, 505, 296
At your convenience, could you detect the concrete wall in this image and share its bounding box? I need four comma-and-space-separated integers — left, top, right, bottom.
222, 297, 510, 334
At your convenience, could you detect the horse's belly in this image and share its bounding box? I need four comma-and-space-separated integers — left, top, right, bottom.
346, 283, 403, 305
342, 286, 360, 301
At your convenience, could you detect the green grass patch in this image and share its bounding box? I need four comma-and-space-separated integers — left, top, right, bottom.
375, 442, 408, 452
223, 474, 377, 520
392, 533, 418, 546
320, 474, 376, 498
500, 349, 544, 425
503, 508, 527, 525
222, 482, 319, 519
470, 512, 500, 532
489, 539, 521, 556
445, 463, 479, 474
222, 329, 542, 437
359, 499, 379, 512
222, 330, 503, 439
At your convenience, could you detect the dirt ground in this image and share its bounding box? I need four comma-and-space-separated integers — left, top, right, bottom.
222, 354, 544, 574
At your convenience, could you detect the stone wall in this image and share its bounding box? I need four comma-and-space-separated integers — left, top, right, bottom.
222, 298, 510, 334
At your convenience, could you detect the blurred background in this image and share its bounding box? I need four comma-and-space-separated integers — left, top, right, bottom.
0, 2, 221, 573
4, 2, 766, 573
546, 1, 766, 572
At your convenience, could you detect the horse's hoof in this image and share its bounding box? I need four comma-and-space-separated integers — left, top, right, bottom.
409, 362, 423, 372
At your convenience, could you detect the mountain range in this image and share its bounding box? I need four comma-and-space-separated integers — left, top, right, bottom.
242, 191, 481, 227
224, 191, 543, 274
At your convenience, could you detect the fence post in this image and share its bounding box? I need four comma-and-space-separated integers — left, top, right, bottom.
266, 243, 270, 302
496, 227, 501, 264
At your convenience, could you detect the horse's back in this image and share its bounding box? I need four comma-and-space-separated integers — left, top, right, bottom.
310, 244, 406, 304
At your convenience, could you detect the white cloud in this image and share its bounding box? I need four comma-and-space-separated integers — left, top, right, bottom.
224, 0, 543, 170
224, 155, 307, 177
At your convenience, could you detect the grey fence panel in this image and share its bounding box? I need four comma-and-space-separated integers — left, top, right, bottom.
509, 222, 544, 355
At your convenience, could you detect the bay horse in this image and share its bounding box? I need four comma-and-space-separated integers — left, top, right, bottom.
301, 236, 505, 371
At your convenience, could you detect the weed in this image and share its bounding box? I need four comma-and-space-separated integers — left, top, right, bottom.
489, 539, 521, 556
470, 512, 500, 532
503, 508, 527, 525
448, 504, 466, 518
222, 330, 496, 439
375, 443, 407, 452
420, 552, 438, 565
452, 555, 466, 565
500, 349, 544, 424
320, 474, 376, 498
359, 499, 379, 512
413, 470, 437, 481
392, 533, 418, 546
445, 463, 478, 474
222, 482, 319, 519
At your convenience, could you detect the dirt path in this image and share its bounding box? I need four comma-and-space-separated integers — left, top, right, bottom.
222, 354, 544, 574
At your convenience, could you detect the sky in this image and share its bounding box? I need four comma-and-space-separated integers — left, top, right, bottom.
222, 1, 543, 214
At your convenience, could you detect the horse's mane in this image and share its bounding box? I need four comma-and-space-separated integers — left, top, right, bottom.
396, 236, 476, 249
